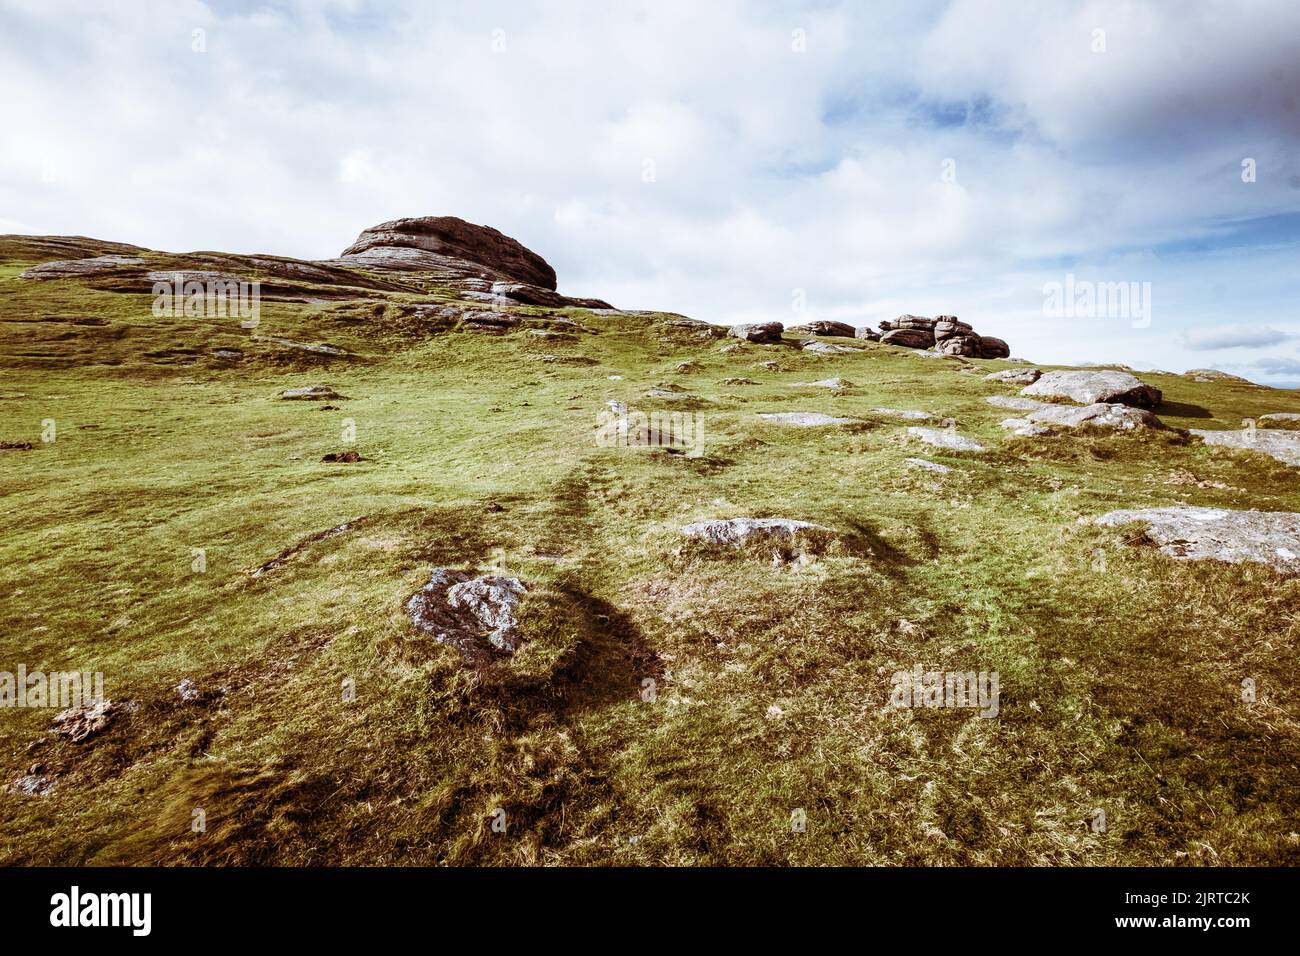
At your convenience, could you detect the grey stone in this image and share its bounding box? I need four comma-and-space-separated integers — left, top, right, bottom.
729, 322, 784, 343
1095, 507, 1300, 574
1192, 428, 1300, 467
406, 568, 528, 661
681, 518, 829, 547
985, 368, 1041, 385
1021, 370, 1162, 408
905, 457, 951, 474
280, 384, 347, 401
757, 412, 858, 427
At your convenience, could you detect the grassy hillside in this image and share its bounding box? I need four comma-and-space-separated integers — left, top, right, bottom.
2, 238, 1298, 866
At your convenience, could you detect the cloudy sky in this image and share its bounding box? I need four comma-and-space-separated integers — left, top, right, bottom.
2, 0, 1298, 383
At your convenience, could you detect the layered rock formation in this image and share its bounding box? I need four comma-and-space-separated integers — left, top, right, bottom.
873, 314, 1009, 358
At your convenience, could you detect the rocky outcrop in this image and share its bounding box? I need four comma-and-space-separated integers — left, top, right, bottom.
1185, 368, 1251, 384
1095, 507, 1300, 574
406, 568, 528, 662
729, 322, 784, 344
1021, 370, 1162, 408
339, 216, 557, 289
787, 320, 855, 337
20, 255, 144, 279
873, 314, 1008, 357
855, 327, 882, 342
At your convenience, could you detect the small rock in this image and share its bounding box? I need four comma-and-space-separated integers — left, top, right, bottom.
790, 378, 853, 389
52, 699, 130, 742
176, 678, 201, 702
729, 322, 784, 344
321, 451, 362, 463
873, 407, 931, 420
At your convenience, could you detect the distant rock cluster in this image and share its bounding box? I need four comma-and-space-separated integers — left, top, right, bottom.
783, 313, 1010, 358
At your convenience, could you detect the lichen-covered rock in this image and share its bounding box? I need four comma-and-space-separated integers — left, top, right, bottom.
406, 568, 528, 661
1095, 507, 1300, 574
681, 518, 829, 547
1022, 402, 1164, 430
1021, 370, 1162, 408
280, 384, 347, 401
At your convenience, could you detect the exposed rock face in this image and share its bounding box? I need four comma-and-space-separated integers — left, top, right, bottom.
1095, 507, 1300, 574
787, 320, 855, 337
1021, 370, 1162, 408
406, 568, 528, 662
681, 517, 829, 547
907, 427, 985, 451
1003, 402, 1164, 433
986, 368, 1041, 385
855, 327, 882, 341
881, 328, 936, 349
20, 255, 144, 279
1185, 368, 1251, 384
1192, 428, 1300, 467
730, 322, 784, 344
340, 216, 557, 289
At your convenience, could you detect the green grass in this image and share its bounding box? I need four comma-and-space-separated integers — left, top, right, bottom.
1, 254, 1298, 866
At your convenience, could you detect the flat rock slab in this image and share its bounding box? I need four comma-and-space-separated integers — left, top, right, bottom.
800, 341, 863, 354
1192, 428, 1300, 467
907, 427, 985, 452
986, 395, 1048, 411
406, 569, 528, 662
758, 412, 858, 427
1095, 507, 1300, 574
1021, 370, 1161, 408
873, 407, 931, 420
681, 518, 829, 547
1023, 402, 1164, 431
985, 368, 1042, 385
21, 255, 145, 279
1259, 413, 1300, 426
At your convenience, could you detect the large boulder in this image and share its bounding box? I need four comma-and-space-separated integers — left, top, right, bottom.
975, 336, 1011, 359
881, 328, 936, 349
1021, 370, 1162, 408
730, 322, 784, 344
933, 316, 973, 341
882, 314, 938, 332
1095, 507, 1300, 574
787, 320, 855, 337
339, 216, 558, 289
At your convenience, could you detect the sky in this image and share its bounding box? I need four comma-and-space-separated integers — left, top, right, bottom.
2, 0, 1298, 384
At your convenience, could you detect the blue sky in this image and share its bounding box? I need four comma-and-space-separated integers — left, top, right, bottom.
1, 0, 1298, 383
